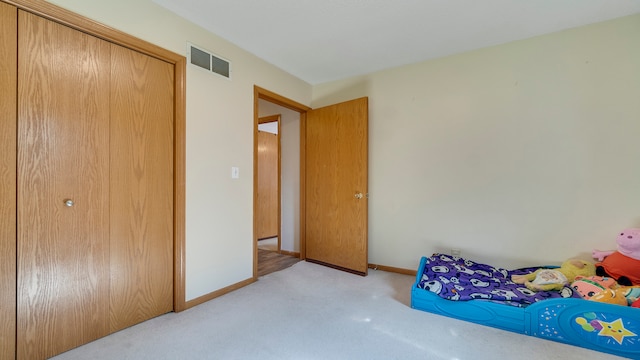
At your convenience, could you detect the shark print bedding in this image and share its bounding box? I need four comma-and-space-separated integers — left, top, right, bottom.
417, 253, 582, 307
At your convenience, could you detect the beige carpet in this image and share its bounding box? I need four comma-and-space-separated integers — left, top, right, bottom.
52, 261, 625, 360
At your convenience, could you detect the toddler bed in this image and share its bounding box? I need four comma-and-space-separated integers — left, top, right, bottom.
411, 254, 640, 358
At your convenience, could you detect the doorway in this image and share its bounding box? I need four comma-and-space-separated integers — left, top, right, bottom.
256, 114, 280, 251
254, 89, 307, 277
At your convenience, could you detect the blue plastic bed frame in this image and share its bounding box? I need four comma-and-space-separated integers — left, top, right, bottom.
411, 256, 640, 358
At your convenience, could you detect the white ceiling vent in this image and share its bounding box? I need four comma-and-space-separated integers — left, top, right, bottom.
187, 43, 231, 80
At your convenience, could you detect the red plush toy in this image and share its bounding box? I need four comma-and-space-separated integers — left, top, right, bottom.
592, 228, 640, 286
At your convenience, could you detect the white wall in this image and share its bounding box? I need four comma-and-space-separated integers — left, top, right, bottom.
258, 100, 301, 253
313, 14, 640, 270
46, 0, 312, 301
258, 121, 278, 134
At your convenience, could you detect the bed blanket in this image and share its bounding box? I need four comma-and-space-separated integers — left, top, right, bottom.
417, 253, 582, 307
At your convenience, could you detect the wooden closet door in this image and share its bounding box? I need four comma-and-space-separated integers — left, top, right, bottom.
17, 10, 111, 360
0, 3, 17, 359
257, 129, 279, 239
109, 44, 174, 332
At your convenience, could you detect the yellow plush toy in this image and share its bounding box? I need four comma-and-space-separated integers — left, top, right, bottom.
511, 259, 596, 292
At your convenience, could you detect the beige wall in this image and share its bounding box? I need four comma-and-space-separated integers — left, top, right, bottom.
313, 14, 640, 269
46, 0, 312, 301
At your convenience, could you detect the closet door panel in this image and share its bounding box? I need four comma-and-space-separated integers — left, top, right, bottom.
0, 3, 17, 359
17, 11, 111, 359
257, 130, 279, 239
109, 44, 174, 332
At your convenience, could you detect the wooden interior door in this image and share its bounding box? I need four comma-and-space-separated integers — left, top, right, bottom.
17, 11, 111, 359
256, 125, 279, 239
305, 97, 369, 275
0, 3, 17, 359
109, 43, 174, 332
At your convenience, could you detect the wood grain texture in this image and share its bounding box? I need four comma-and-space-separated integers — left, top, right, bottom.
109, 43, 174, 332
5, 0, 181, 63
0, 3, 17, 359
17, 11, 111, 359
258, 249, 301, 277
305, 97, 369, 274
4, 1, 185, 356
257, 129, 279, 239
5, 0, 187, 314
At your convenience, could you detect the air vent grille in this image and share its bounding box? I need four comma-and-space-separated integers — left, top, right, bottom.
188, 43, 231, 79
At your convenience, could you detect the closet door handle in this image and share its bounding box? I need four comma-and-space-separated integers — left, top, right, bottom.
64, 199, 74, 207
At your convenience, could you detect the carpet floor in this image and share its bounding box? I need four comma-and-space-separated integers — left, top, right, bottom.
52, 261, 625, 360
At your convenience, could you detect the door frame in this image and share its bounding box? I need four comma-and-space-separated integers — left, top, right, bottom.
253, 86, 310, 278
6, 0, 187, 312
257, 114, 281, 248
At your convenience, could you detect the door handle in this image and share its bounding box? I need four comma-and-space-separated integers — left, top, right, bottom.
354, 192, 363, 199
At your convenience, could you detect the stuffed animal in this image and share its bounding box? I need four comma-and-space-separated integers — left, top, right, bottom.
592, 228, 640, 286
588, 286, 640, 307
570, 275, 617, 299
511, 259, 596, 292
621, 286, 640, 306
590, 288, 628, 306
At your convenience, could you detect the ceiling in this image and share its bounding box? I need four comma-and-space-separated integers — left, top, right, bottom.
153, 0, 640, 85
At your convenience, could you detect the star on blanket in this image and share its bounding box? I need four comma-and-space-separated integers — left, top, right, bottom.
597, 318, 637, 345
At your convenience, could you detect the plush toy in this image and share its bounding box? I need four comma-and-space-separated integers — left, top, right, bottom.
570, 275, 617, 299
588, 286, 640, 307
592, 228, 640, 286
590, 288, 628, 306
511, 259, 596, 292
621, 286, 640, 306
